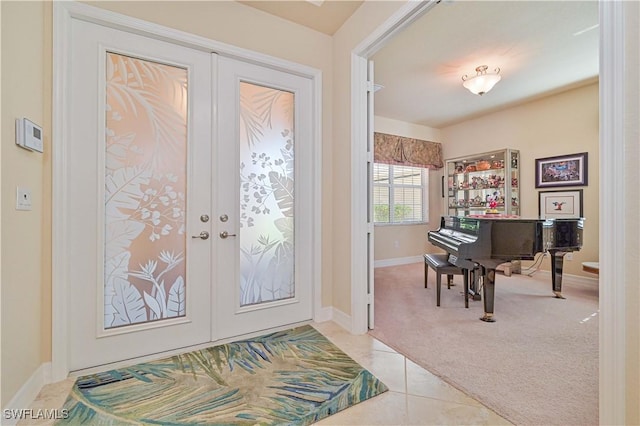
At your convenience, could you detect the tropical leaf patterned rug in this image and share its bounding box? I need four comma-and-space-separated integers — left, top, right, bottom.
58, 325, 387, 425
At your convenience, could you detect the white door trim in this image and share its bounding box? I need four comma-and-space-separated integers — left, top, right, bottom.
53, 1, 322, 381
349, 0, 626, 423
349, 0, 439, 335
598, 1, 627, 423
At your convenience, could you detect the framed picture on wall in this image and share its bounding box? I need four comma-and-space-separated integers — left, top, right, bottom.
535, 152, 588, 188
538, 189, 583, 219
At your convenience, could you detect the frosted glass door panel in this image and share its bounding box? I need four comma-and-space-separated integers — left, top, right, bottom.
69, 17, 211, 370
238, 82, 294, 307
104, 52, 188, 329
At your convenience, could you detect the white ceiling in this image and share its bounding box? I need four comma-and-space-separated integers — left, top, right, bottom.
239, 1, 599, 129
372, 1, 599, 128
237, 0, 363, 35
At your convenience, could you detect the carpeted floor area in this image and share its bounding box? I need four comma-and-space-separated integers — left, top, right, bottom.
369, 262, 599, 426
57, 325, 388, 425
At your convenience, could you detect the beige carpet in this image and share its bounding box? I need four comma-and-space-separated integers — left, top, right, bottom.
369, 262, 599, 426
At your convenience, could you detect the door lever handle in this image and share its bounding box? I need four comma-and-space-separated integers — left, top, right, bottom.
191, 231, 210, 240
219, 231, 237, 239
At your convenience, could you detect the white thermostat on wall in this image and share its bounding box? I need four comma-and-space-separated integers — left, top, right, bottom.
15, 117, 44, 153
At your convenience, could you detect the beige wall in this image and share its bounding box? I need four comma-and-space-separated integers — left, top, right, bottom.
373, 116, 444, 261
331, 1, 407, 314
1, 1, 47, 407
441, 83, 600, 277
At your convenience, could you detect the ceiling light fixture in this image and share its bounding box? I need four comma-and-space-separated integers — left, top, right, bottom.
462, 65, 501, 96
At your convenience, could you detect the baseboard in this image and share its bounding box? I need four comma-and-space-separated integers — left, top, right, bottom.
374, 255, 422, 268
534, 269, 599, 289
313, 307, 353, 333
329, 308, 352, 332
314, 306, 333, 323
2, 362, 52, 425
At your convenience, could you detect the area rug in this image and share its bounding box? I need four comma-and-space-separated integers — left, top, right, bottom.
370, 262, 598, 426
58, 325, 388, 425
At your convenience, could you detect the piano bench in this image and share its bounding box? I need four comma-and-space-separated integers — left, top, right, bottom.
424, 253, 468, 308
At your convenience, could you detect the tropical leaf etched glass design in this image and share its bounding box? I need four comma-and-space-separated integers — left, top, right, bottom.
239, 82, 295, 306
104, 52, 188, 329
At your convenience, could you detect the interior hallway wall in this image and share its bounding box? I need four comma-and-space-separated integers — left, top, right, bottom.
1, 1, 47, 407
331, 0, 408, 315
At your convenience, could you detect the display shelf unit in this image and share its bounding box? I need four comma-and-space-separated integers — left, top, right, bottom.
446, 149, 520, 217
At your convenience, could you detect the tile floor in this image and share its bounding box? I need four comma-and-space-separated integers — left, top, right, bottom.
20, 321, 512, 425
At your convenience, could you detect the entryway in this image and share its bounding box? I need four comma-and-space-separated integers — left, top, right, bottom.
55, 4, 319, 373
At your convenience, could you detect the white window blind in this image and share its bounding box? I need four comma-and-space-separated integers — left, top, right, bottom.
373, 163, 428, 224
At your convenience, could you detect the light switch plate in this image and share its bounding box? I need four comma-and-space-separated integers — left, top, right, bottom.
16, 187, 32, 211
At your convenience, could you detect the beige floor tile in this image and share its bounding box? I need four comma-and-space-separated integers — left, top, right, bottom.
16, 377, 74, 425
405, 359, 483, 407
315, 391, 512, 425
354, 349, 407, 393
312, 322, 397, 358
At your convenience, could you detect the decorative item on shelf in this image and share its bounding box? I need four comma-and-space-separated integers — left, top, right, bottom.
487, 175, 503, 188
461, 65, 502, 96
445, 149, 519, 216
485, 191, 501, 214
511, 177, 518, 187
476, 160, 491, 171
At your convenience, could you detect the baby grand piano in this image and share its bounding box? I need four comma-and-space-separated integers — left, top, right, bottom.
428, 216, 584, 322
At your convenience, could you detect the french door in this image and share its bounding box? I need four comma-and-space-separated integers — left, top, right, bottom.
66, 18, 313, 371
215, 57, 313, 340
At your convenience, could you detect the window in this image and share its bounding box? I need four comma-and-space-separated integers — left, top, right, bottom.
373, 163, 428, 224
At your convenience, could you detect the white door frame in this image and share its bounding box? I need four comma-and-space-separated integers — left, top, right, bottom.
52, 1, 322, 381
349, 1, 627, 423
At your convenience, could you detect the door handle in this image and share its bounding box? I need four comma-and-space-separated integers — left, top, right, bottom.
191, 231, 210, 240
219, 231, 237, 239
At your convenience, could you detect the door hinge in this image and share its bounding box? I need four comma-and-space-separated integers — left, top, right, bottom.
366, 80, 375, 93
367, 293, 374, 304
366, 151, 374, 163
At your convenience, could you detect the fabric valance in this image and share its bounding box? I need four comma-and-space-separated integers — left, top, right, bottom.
374, 132, 443, 169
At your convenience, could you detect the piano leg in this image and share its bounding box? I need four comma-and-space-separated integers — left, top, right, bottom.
480, 267, 496, 322
468, 267, 482, 301
550, 250, 566, 299
463, 269, 469, 308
